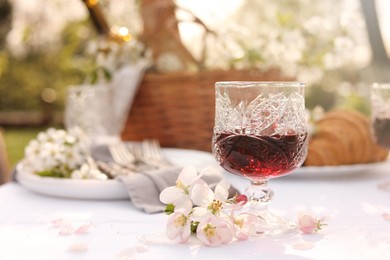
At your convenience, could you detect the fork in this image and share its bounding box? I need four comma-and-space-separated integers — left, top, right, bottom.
141, 139, 173, 167
125, 139, 173, 169
109, 141, 160, 171
108, 143, 136, 170
126, 141, 164, 169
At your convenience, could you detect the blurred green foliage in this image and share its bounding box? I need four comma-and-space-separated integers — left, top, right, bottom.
339, 93, 370, 116
0, 5, 371, 116
3, 127, 44, 167
305, 83, 337, 111
0, 21, 95, 112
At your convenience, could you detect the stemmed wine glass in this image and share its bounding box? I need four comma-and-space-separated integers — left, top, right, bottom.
371, 82, 390, 191
212, 81, 308, 236
371, 83, 390, 149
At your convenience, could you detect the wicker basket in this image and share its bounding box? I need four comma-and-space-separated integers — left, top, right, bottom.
121, 68, 291, 152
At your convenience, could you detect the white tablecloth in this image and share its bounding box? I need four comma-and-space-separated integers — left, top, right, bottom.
1, 163, 390, 260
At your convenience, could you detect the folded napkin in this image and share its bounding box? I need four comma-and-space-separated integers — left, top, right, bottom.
91, 145, 238, 214
111, 62, 149, 134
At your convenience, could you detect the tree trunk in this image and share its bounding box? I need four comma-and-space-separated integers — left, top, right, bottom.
359, 0, 390, 81
360, 0, 389, 65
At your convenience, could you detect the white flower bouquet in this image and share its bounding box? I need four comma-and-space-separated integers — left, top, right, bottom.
160, 166, 258, 246
160, 166, 327, 246
23, 127, 92, 179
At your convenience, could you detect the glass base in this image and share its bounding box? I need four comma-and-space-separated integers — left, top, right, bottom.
243, 179, 297, 238
252, 208, 297, 238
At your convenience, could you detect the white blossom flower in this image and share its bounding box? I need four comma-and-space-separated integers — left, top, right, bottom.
71, 158, 107, 180
229, 213, 258, 240
159, 166, 209, 211
192, 179, 230, 218
159, 166, 273, 246
24, 140, 40, 158
165, 208, 192, 243
196, 216, 233, 247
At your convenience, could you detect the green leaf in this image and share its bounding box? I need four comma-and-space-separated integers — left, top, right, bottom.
164, 204, 175, 215
36, 170, 66, 178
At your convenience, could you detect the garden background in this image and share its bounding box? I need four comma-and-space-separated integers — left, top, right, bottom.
1, 0, 390, 167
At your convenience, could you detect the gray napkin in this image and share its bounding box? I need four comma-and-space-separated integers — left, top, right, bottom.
91, 145, 238, 214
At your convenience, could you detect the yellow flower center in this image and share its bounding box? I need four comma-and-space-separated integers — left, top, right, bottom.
208, 199, 223, 215
203, 224, 216, 238
174, 214, 187, 227
234, 218, 244, 229
176, 180, 189, 195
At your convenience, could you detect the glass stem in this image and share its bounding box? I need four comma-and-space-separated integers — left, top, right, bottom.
244, 179, 274, 210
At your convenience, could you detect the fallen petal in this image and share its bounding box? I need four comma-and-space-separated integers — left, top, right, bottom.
292, 241, 315, 250
59, 226, 74, 236
51, 219, 65, 226
68, 243, 88, 252
382, 213, 390, 221
51, 219, 74, 234
74, 224, 91, 234
113, 245, 149, 259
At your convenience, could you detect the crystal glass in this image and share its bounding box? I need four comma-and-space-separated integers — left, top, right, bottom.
64, 84, 120, 144
371, 83, 390, 149
212, 81, 308, 236
371, 82, 390, 192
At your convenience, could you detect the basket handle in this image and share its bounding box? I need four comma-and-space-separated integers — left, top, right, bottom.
168, 4, 217, 70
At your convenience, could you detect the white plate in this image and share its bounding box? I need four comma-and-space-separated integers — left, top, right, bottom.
16, 148, 218, 200
292, 160, 390, 178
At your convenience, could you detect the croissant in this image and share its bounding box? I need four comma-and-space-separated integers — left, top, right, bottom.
304, 109, 389, 166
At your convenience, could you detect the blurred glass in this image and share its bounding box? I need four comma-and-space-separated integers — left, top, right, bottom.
371, 82, 390, 149
64, 84, 120, 144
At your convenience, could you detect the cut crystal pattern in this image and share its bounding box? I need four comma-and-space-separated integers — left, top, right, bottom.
213, 82, 308, 177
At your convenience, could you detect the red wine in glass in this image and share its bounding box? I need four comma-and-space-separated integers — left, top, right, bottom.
213, 81, 308, 236
373, 118, 390, 149
213, 132, 308, 181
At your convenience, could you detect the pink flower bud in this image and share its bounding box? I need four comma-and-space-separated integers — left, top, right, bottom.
235, 194, 248, 205
297, 212, 324, 234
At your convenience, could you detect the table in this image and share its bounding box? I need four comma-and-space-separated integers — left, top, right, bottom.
1, 164, 390, 260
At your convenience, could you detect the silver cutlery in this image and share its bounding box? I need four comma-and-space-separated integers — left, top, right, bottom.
108, 142, 137, 168
141, 139, 173, 167
108, 139, 171, 172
